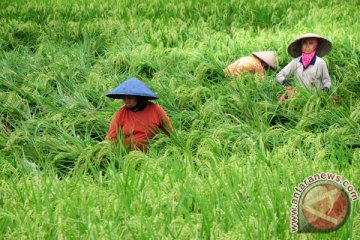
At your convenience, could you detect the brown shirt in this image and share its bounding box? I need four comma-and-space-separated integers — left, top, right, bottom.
224, 56, 264, 78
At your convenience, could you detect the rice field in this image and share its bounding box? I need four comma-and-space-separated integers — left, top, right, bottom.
0, 0, 359, 239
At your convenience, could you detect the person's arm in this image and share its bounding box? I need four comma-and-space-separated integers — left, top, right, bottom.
106, 112, 121, 141
254, 61, 265, 76
156, 106, 174, 136
277, 60, 297, 104
321, 61, 331, 90
276, 60, 296, 86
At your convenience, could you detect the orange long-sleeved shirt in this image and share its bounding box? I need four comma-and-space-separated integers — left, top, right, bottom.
224, 56, 264, 78
106, 102, 173, 152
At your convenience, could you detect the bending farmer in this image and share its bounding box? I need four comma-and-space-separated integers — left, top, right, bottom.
224, 51, 277, 78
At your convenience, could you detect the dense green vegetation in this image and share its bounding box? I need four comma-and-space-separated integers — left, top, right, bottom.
1, 0, 359, 238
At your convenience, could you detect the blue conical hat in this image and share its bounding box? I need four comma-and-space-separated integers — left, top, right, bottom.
106, 77, 159, 99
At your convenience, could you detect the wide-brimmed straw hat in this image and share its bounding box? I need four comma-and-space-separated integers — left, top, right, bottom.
288, 33, 332, 58
252, 51, 277, 69
106, 77, 159, 100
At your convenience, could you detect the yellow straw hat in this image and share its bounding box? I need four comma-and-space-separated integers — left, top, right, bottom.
252, 51, 277, 69
287, 33, 332, 58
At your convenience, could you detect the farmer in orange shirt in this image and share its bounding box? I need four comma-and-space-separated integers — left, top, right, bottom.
224, 51, 277, 78
106, 78, 173, 152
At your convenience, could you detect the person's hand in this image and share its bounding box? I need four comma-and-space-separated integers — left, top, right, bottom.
331, 95, 340, 104
285, 86, 296, 99
278, 86, 296, 104
278, 93, 286, 104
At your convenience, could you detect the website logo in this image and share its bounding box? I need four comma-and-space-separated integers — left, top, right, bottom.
290, 172, 358, 233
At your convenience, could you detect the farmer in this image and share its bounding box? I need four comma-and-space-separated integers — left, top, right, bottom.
224, 51, 277, 78
276, 33, 332, 104
106, 77, 173, 152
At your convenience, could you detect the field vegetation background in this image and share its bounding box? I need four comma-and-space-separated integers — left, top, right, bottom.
0, 0, 359, 239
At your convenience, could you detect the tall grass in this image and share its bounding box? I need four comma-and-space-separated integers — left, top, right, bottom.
0, 0, 359, 239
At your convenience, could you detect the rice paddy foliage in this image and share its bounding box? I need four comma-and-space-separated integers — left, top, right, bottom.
0, 0, 359, 239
